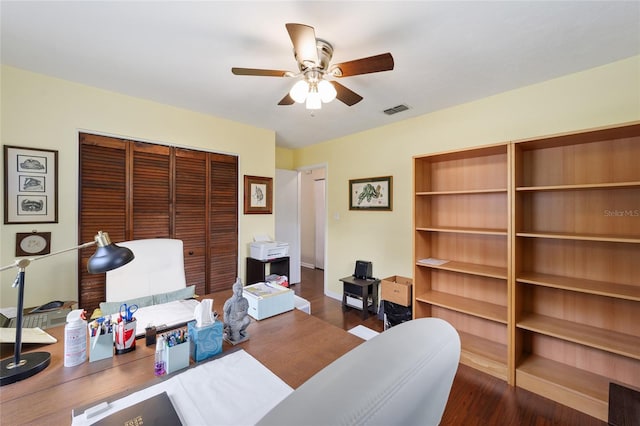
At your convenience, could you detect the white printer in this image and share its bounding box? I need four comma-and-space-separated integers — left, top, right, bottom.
250, 234, 289, 260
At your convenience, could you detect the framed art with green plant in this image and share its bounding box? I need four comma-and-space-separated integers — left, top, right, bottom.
349, 176, 392, 211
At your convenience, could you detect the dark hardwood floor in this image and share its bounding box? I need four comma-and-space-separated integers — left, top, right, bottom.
292, 267, 606, 426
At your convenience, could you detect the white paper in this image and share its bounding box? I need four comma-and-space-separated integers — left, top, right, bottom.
0, 307, 18, 319
418, 258, 450, 266
0, 327, 57, 344
72, 349, 293, 426
348, 325, 380, 341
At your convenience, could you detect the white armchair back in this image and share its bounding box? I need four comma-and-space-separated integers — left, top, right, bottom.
257, 317, 461, 426
105, 238, 186, 302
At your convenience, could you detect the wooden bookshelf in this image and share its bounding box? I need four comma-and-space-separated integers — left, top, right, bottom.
413, 143, 511, 383
512, 122, 640, 422
413, 122, 640, 422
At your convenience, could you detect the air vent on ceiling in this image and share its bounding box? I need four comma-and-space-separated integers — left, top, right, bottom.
383, 104, 409, 115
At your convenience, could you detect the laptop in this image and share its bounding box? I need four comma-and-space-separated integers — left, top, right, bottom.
0, 308, 69, 330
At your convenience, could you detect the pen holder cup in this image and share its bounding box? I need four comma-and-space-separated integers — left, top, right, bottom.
164, 341, 190, 374
115, 319, 136, 355
187, 320, 223, 362
89, 332, 114, 362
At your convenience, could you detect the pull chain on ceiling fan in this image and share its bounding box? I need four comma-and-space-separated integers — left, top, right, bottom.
231, 23, 394, 109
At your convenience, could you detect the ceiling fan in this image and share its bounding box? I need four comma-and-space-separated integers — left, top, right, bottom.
231, 23, 394, 109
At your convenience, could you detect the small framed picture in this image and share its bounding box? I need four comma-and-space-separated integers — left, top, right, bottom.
4, 145, 58, 224
244, 175, 273, 214
349, 176, 393, 211
16, 231, 52, 256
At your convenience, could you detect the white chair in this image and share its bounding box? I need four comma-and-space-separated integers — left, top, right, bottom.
105, 238, 186, 302
257, 317, 461, 426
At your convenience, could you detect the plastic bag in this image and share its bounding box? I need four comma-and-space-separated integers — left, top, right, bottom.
383, 300, 412, 330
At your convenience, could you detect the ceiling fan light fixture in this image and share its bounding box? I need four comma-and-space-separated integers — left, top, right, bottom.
306, 86, 322, 110
232, 24, 394, 109
318, 80, 337, 103
290, 80, 309, 103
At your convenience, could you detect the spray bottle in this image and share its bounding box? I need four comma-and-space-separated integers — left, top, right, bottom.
64, 309, 87, 367
154, 335, 166, 376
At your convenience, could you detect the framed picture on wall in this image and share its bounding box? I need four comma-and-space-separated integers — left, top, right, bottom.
349, 175, 393, 211
4, 145, 59, 224
244, 175, 273, 214
15, 231, 51, 256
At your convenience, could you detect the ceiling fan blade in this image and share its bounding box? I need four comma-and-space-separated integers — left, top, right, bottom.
331, 81, 363, 106
278, 93, 295, 106
331, 53, 394, 77
232, 67, 290, 77
286, 23, 319, 67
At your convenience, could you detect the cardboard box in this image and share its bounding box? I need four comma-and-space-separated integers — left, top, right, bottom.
381, 276, 413, 307
243, 282, 294, 320
188, 320, 223, 362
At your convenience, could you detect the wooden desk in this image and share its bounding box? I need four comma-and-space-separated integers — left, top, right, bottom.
0, 291, 362, 425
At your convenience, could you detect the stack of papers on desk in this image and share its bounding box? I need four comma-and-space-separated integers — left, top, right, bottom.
0, 327, 57, 344
109, 299, 200, 337
72, 349, 293, 425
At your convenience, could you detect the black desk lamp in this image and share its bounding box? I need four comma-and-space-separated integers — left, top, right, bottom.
0, 231, 134, 386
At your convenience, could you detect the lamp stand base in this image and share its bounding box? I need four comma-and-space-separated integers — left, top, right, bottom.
0, 351, 51, 386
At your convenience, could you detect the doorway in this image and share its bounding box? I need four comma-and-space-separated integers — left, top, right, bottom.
299, 166, 327, 291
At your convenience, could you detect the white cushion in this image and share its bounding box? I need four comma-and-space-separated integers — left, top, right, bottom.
106, 239, 186, 302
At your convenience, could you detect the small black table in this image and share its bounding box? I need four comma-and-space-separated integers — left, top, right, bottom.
339, 276, 380, 320
246, 256, 290, 285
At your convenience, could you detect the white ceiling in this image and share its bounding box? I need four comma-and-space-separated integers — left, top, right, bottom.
1, 1, 639, 149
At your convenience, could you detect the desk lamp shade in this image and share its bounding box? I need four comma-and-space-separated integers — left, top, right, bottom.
87, 231, 135, 273
0, 231, 134, 386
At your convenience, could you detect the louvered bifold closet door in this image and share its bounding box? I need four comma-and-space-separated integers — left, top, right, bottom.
78, 134, 128, 311
131, 142, 171, 239
209, 153, 238, 292
79, 134, 239, 310
175, 148, 208, 296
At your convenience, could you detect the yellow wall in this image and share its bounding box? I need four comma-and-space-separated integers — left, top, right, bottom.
292, 55, 640, 297
275, 146, 294, 170
1, 65, 276, 307
3, 54, 638, 307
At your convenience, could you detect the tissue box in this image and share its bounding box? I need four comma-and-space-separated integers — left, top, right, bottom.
187, 320, 223, 362
164, 340, 190, 374
243, 282, 294, 320
89, 332, 113, 362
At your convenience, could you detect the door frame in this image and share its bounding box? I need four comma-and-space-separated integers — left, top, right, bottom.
297, 163, 328, 295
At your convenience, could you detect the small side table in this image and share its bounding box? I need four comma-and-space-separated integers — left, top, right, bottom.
339, 276, 380, 320
246, 256, 290, 285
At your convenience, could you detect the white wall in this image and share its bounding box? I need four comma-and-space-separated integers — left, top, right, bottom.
0, 66, 276, 307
